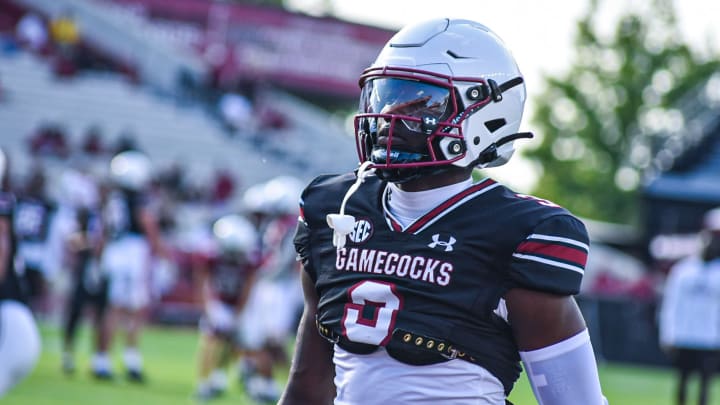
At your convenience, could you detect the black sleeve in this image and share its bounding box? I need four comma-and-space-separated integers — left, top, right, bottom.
293, 218, 317, 283
507, 214, 589, 295
294, 179, 320, 283
293, 173, 351, 284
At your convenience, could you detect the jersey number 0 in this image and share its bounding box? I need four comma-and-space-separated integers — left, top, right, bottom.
342, 280, 403, 346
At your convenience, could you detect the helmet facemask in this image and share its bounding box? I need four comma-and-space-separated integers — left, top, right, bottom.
355, 65, 529, 182
355, 67, 496, 183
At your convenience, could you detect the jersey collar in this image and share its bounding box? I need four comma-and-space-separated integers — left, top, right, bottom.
382, 178, 499, 234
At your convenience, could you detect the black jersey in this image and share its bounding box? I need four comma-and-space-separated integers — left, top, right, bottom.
0, 191, 26, 303
71, 208, 104, 284
13, 197, 53, 242
104, 189, 148, 238
294, 173, 589, 393
206, 255, 257, 306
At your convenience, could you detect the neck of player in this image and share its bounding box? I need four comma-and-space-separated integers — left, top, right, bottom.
394, 166, 474, 192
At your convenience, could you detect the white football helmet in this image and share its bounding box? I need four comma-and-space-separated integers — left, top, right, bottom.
212, 214, 257, 255
242, 176, 303, 216
354, 18, 530, 182
263, 176, 303, 216
109, 151, 152, 191
242, 182, 270, 215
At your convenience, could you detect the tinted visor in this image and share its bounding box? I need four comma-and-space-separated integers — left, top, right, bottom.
359, 78, 451, 132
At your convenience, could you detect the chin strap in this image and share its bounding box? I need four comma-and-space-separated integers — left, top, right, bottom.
476, 132, 534, 165
326, 161, 375, 250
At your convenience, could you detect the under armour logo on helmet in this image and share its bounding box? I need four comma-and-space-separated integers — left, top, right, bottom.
428, 234, 456, 252
422, 116, 438, 134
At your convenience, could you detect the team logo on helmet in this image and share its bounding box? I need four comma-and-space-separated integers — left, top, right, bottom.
348, 219, 373, 244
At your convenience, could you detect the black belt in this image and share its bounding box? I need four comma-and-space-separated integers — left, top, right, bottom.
316, 317, 484, 366
316, 317, 377, 354
390, 328, 481, 364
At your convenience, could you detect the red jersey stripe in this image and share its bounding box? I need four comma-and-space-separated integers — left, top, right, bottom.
515, 241, 588, 267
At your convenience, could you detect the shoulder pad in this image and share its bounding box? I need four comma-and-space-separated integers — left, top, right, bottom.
300, 173, 370, 228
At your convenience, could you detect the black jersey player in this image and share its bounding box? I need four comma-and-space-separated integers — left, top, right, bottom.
280, 18, 607, 405
0, 148, 41, 397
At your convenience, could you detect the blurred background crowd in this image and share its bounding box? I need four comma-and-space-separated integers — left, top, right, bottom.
0, 0, 719, 403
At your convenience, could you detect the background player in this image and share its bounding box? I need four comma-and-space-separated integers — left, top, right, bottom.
101, 150, 170, 382
659, 207, 720, 405
57, 168, 112, 378
0, 147, 41, 397
192, 213, 259, 401
12, 164, 53, 316
238, 176, 304, 404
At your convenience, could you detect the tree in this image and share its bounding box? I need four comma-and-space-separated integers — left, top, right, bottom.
523, 0, 720, 224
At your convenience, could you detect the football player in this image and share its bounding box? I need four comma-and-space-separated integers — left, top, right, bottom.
280, 19, 608, 405
56, 168, 110, 378
101, 150, 170, 383
0, 148, 41, 397
237, 176, 304, 404
13, 164, 53, 315
659, 207, 720, 405
193, 214, 259, 401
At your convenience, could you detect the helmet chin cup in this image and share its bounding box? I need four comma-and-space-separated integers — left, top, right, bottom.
373, 163, 457, 184
369, 146, 438, 183
374, 167, 422, 183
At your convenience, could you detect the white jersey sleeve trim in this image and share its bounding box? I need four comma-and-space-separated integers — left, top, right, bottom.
511, 253, 585, 274
527, 233, 589, 251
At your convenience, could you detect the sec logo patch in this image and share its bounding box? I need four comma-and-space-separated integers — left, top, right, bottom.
348, 219, 373, 243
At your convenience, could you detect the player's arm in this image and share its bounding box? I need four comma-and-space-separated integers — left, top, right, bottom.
278, 270, 335, 405
138, 205, 169, 259
234, 268, 258, 314
505, 214, 607, 405
506, 289, 606, 404
91, 218, 106, 260
193, 257, 211, 307
505, 288, 586, 350
658, 263, 683, 352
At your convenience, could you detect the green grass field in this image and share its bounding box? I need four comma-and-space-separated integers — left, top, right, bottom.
4, 322, 720, 405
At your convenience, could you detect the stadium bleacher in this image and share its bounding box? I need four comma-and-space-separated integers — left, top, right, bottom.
0, 46, 357, 194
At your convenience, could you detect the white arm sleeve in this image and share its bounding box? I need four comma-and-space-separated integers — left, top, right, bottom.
520, 329, 608, 405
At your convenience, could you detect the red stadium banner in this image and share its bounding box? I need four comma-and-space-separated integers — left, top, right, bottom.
108, 0, 394, 97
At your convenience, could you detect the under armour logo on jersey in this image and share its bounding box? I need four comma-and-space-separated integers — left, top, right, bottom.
428, 234, 456, 252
